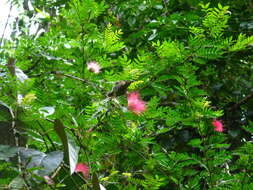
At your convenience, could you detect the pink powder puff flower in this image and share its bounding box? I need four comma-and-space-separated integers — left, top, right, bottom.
127, 91, 146, 115
87, 61, 100, 74
44, 176, 54, 185
212, 119, 224, 132
75, 163, 89, 178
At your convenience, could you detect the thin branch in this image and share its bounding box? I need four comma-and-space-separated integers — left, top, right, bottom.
61, 73, 90, 83
52, 71, 105, 92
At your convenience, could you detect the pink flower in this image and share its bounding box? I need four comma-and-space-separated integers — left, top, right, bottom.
127, 92, 146, 115
212, 119, 224, 132
87, 61, 100, 74
75, 163, 89, 178
44, 176, 54, 185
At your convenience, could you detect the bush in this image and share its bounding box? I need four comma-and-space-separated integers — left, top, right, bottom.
0, 0, 253, 189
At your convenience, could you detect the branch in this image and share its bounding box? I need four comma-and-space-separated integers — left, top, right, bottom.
60, 72, 89, 83
227, 91, 253, 111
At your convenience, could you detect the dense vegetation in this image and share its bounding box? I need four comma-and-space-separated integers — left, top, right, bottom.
0, 0, 253, 189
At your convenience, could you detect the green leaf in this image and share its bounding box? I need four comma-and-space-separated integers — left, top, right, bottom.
54, 119, 68, 156
8, 176, 25, 189
242, 122, 253, 134
154, 5, 163, 10
54, 119, 80, 174
229, 34, 253, 51
0, 101, 13, 122
0, 145, 18, 160
19, 148, 63, 176
188, 138, 202, 148
210, 143, 230, 149
39, 106, 55, 117
37, 151, 64, 176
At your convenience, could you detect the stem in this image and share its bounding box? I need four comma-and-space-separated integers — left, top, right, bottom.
37, 120, 57, 150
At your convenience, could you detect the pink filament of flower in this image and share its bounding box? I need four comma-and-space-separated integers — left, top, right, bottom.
212, 119, 224, 132
75, 163, 89, 178
44, 176, 54, 185
87, 61, 100, 74
127, 92, 146, 115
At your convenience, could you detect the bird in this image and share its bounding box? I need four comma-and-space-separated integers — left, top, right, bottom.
107, 80, 132, 97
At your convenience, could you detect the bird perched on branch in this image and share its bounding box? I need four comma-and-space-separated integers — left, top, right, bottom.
107, 80, 132, 97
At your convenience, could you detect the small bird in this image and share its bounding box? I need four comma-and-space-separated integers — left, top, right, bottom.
107, 80, 132, 97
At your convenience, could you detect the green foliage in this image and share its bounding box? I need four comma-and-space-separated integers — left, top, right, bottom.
201, 3, 230, 38
103, 23, 125, 53
229, 33, 253, 52
0, 0, 253, 189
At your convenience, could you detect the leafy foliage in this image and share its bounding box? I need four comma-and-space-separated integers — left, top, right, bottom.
0, 0, 253, 189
